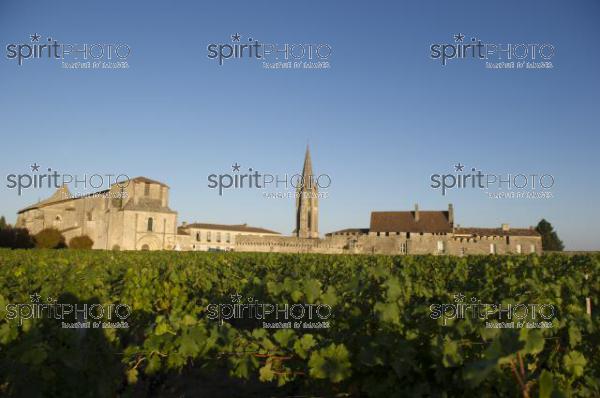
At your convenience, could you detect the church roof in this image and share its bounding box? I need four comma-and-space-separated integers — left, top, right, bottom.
121, 198, 176, 214
370, 210, 453, 233
128, 176, 169, 188
17, 185, 109, 214
17, 177, 170, 214
180, 223, 280, 235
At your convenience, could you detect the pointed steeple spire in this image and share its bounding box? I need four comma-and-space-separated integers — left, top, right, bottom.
302, 145, 313, 177
295, 144, 319, 238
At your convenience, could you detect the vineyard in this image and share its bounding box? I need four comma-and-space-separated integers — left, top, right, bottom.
0, 249, 598, 397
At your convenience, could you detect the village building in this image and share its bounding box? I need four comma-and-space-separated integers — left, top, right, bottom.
16, 147, 541, 255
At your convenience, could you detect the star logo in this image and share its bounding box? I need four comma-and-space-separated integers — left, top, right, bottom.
30, 33, 41, 42
30, 293, 41, 303
453, 293, 465, 303
31, 163, 40, 172
231, 33, 241, 42
454, 163, 464, 172
232, 163, 241, 172
454, 33, 465, 43
230, 293, 242, 303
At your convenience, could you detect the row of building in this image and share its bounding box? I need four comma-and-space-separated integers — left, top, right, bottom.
15, 147, 542, 255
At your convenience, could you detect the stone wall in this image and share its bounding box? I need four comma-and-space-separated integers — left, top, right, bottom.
235, 233, 542, 255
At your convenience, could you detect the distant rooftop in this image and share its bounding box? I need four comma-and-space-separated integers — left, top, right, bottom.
370, 210, 453, 234
455, 227, 540, 237
180, 222, 280, 235
325, 228, 369, 236
17, 176, 168, 213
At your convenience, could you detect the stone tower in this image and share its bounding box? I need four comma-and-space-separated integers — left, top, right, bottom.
295, 146, 319, 238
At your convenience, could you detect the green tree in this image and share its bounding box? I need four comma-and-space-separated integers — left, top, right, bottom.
34, 228, 66, 249
69, 235, 94, 249
0, 216, 7, 230
0, 226, 34, 248
535, 219, 564, 251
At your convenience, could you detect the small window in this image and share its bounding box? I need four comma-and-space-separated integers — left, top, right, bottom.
516, 244, 522, 254
437, 240, 444, 253
490, 243, 496, 254
226, 233, 231, 243
196, 232, 200, 242
530, 244, 536, 253
216, 232, 221, 242
144, 183, 150, 196
207, 231, 211, 242
147, 217, 153, 232
460, 247, 466, 256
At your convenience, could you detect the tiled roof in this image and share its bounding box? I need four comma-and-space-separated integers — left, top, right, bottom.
17, 176, 171, 214
122, 198, 176, 214
17, 186, 109, 214
455, 227, 540, 237
326, 228, 369, 236
177, 227, 190, 235
127, 176, 169, 188
370, 211, 453, 233
181, 223, 280, 235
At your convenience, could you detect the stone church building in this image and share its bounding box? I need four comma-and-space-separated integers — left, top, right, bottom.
16, 177, 179, 251
16, 147, 542, 255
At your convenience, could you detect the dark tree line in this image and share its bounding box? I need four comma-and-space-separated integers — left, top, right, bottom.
535, 219, 564, 251
0, 216, 93, 249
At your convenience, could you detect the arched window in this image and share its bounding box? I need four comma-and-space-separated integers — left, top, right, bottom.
141, 244, 150, 251
147, 217, 153, 231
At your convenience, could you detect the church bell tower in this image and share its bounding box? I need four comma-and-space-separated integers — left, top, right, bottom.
295, 146, 319, 238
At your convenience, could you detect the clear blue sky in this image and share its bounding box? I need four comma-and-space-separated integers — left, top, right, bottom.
1, 0, 598, 250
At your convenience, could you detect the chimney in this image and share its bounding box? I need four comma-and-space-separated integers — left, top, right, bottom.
448, 203, 454, 225
414, 204, 420, 222
501, 223, 510, 231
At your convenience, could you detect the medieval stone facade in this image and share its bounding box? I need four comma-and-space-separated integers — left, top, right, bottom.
236, 207, 542, 256
176, 222, 281, 251
16, 147, 542, 255
16, 177, 178, 251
